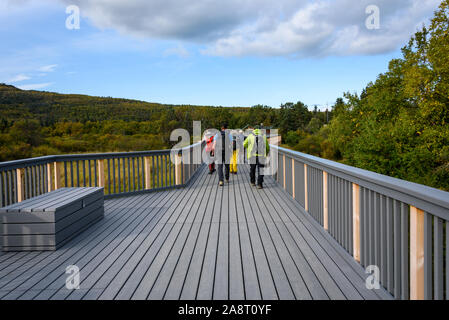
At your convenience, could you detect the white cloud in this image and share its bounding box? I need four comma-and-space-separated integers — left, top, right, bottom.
38, 64, 57, 72
17, 82, 53, 90
59, 0, 297, 41
205, 0, 442, 57
56, 0, 441, 58
7, 74, 30, 83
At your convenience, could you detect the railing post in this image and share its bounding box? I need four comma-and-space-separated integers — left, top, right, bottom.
283, 154, 286, 190
46, 163, 52, 192
304, 164, 308, 212
97, 159, 105, 188
291, 158, 295, 199
323, 171, 328, 231
16, 168, 24, 202
144, 157, 151, 189
54, 162, 62, 190
410, 206, 425, 300
175, 152, 182, 185
352, 183, 361, 262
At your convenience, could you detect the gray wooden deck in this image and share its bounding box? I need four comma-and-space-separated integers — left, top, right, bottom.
0, 165, 392, 300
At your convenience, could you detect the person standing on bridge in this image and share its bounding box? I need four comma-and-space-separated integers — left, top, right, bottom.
205, 135, 216, 174
230, 134, 238, 174
213, 123, 233, 186
244, 126, 269, 189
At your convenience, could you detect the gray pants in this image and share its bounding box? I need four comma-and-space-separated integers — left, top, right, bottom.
218, 164, 230, 182
249, 156, 264, 186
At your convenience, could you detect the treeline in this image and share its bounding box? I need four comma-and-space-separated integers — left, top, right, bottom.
0, 84, 299, 158
0, 84, 329, 160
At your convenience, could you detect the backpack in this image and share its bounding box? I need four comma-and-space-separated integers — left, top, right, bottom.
216, 130, 232, 160
254, 133, 266, 158
221, 131, 226, 156
205, 136, 214, 152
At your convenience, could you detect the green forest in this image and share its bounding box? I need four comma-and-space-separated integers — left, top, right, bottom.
1, 2, 448, 191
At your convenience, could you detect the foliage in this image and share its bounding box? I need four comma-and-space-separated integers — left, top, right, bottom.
325, 1, 449, 190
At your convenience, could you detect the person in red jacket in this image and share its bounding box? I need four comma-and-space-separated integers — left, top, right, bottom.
205, 135, 216, 174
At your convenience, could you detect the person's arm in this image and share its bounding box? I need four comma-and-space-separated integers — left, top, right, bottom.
243, 136, 249, 149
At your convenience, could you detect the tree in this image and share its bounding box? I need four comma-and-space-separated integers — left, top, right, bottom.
9, 120, 43, 147
279, 101, 312, 136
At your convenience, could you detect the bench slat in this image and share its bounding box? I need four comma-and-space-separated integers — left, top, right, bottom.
0, 188, 70, 212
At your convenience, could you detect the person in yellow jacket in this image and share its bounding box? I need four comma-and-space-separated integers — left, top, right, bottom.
243, 127, 269, 189
230, 135, 238, 174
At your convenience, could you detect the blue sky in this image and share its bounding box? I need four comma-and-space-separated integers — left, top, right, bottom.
0, 0, 441, 109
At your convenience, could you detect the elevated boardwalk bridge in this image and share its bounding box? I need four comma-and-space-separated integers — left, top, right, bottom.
0, 141, 448, 300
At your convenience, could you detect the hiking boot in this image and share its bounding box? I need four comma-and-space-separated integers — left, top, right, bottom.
219, 181, 224, 186
251, 183, 256, 187
257, 184, 263, 189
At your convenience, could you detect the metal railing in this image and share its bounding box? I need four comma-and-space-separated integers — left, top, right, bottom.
273, 145, 449, 300
0, 143, 204, 205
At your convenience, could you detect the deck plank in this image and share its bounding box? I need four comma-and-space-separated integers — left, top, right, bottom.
264, 177, 365, 300
241, 165, 310, 300
13, 194, 162, 300
179, 171, 219, 299
107, 171, 204, 300
228, 175, 245, 300
147, 171, 212, 300
213, 178, 229, 300
264, 176, 387, 300
130, 171, 206, 300
44, 192, 173, 300
268, 178, 392, 300
196, 169, 221, 300
234, 170, 261, 300
237, 167, 278, 300
240, 167, 295, 300
162, 171, 214, 300
255, 194, 329, 298
0, 195, 143, 298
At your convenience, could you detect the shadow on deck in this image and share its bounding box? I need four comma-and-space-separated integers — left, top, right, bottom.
0, 165, 392, 300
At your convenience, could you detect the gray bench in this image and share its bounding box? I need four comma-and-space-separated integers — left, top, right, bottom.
0, 187, 104, 251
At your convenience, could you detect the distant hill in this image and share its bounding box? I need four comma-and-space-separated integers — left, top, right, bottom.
0, 83, 247, 125
0, 84, 278, 161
